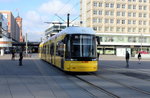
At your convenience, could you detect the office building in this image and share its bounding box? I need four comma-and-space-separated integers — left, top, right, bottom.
0, 13, 12, 55
80, 0, 150, 56
0, 11, 23, 55
0, 11, 23, 42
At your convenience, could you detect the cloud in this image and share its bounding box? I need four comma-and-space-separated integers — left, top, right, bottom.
22, 0, 79, 41
23, 10, 47, 41
39, 0, 76, 15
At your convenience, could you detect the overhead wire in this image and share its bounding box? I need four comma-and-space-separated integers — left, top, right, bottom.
46, 0, 80, 25
67, 1, 80, 25
53, 0, 72, 22
56, 0, 72, 14
68, 2, 80, 14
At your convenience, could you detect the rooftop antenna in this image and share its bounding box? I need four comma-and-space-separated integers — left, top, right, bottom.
16, 9, 19, 17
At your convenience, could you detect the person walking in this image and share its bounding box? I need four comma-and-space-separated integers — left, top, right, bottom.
19, 51, 23, 66
11, 49, 15, 60
125, 51, 130, 68
138, 53, 141, 64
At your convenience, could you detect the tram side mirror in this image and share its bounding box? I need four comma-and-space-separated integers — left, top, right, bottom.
96, 36, 100, 45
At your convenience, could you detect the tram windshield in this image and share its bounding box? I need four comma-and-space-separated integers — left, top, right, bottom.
70, 34, 96, 58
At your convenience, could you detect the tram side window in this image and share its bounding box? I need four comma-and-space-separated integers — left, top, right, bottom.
50, 43, 54, 55
56, 42, 59, 56
43, 46, 45, 54
56, 40, 64, 57
48, 44, 51, 54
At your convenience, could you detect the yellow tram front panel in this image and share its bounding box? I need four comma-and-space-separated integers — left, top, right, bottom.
64, 61, 98, 72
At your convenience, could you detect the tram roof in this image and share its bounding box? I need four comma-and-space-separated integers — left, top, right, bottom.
43, 26, 96, 43
59, 26, 95, 34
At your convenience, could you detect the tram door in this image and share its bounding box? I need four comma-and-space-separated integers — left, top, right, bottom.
50, 43, 54, 64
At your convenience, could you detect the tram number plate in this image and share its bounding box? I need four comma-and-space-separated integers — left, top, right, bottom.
82, 61, 89, 63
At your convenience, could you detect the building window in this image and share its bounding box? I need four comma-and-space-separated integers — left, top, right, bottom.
93, 2, 97, 7
99, 3, 102, 7
105, 27, 109, 31
133, 5, 136, 9
110, 19, 114, 23
105, 19, 109, 23
139, 21, 142, 25
122, 20, 125, 24
128, 28, 131, 32
98, 18, 102, 23
128, 12, 131, 17
99, 27, 102, 31
139, 28, 142, 32
143, 21, 146, 25
128, 20, 131, 24
110, 11, 114, 16
117, 20, 120, 24
143, 28, 146, 32
133, 28, 136, 32
117, 4, 120, 8
128, 37, 136, 42
122, 12, 125, 16
105, 36, 114, 42
110, 27, 114, 31
117, 27, 120, 32
105, 3, 109, 7
133, 20, 136, 24
139, 6, 142, 10
143, 13, 147, 18
139, 0, 142, 2
93, 27, 97, 31
118, 36, 124, 42
117, 12, 120, 16
133, 13, 136, 17
143, 6, 147, 10
105, 11, 109, 15
122, 27, 125, 32
93, 18, 97, 23
98, 10, 102, 15
128, 5, 132, 9
122, 4, 125, 8
110, 3, 114, 8
93, 10, 97, 15
139, 13, 142, 17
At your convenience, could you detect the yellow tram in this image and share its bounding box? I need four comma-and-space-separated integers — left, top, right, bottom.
39, 26, 99, 72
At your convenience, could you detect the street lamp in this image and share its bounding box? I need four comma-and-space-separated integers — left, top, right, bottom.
25, 32, 28, 56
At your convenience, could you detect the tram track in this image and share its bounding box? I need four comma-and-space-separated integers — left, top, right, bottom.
70, 74, 120, 98
101, 65, 150, 82
90, 73, 150, 96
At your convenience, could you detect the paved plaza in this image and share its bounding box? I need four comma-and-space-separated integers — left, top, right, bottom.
0, 54, 150, 98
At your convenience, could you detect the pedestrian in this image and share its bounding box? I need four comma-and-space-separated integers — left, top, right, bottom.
138, 53, 141, 64
19, 51, 23, 66
125, 51, 130, 68
11, 49, 15, 60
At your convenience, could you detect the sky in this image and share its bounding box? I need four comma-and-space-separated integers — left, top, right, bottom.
0, 0, 80, 42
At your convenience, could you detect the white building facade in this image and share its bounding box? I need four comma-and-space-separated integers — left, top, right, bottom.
80, 0, 150, 56
0, 13, 12, 56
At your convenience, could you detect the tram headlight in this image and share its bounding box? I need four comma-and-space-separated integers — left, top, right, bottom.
70, 59, 78, 61
66, 59, 78, 61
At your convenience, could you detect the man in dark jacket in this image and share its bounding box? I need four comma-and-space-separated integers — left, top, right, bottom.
125, 51, 130, 68
19, 51, 23, 66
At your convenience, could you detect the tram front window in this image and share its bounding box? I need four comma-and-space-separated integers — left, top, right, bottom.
71, 34, 96, 58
